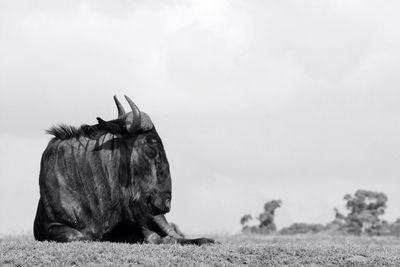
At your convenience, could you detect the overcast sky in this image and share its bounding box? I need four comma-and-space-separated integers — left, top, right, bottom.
1, 0, 400, 235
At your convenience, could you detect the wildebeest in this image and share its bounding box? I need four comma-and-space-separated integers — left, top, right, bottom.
34, 95, 214, 245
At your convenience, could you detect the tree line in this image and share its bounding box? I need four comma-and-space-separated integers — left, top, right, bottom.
240, 189, 400, 236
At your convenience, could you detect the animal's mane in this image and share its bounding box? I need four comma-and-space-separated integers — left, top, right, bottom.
46, 124, 103, 140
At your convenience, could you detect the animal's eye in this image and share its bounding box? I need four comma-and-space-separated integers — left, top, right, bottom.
144, 144, 158, 158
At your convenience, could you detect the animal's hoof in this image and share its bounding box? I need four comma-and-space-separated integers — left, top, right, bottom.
144, 233, 162, 244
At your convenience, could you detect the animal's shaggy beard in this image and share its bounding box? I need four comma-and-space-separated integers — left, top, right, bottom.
130, 197, 152, 226
119, 185, 153, 228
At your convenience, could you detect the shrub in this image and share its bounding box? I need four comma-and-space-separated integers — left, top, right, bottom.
388, 219, 400, 236
279, 223, 325, 235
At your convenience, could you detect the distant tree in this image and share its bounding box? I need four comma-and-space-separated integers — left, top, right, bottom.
332, 190, 388, 235
258, 200, 282, 233
241, 200, 282, 234
240, 214, 253, 226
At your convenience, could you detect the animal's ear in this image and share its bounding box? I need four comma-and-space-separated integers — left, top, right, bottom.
96, 117, 126, 135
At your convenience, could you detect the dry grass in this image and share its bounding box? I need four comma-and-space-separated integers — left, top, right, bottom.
1, 234, 400, 266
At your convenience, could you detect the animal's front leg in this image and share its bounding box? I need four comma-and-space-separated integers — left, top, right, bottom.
151, 214, 216, 245
151, 214, 183, 238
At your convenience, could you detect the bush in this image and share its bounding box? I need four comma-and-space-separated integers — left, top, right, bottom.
389, 219, 400, 236
279, 223, 325, 235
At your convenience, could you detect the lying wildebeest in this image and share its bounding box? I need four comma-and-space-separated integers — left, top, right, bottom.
34, 95, 214, 245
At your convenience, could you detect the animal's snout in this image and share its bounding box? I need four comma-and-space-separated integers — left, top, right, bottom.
149, 196, 171, 214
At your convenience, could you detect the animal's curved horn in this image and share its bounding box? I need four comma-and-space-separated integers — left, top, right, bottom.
113, 95, 126, 118
124, 95, 142, 133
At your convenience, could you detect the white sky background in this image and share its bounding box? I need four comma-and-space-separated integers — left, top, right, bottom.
1, 0, 400, 235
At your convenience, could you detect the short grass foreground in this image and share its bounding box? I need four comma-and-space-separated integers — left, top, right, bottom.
1, 234, 400, 266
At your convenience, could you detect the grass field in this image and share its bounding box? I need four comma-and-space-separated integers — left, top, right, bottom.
1, 234, 400, 266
